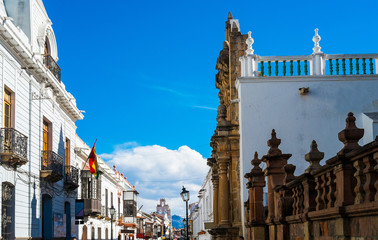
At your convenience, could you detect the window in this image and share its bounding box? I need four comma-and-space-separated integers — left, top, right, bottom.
65, 138, 70, 166
81, 171, 101, 199
111, 192, 113, 207
124, 200, 136, 217
42, 120, 51, 165
98, 227, 101, 240
118, 197, 120, 217
91, 226, 95, 240
105, 189, 108, 216
4, 89, 11, 128
44, 36, 51, 56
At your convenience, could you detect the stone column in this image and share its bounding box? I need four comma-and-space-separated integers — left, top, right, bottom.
218, 157, 230, 227
245, 152, 266, 240
212, 174, 219, 226
334, 112, 364, 207
261, 130, 292, 223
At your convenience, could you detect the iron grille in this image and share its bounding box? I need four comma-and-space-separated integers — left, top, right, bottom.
43, 54, 61, 82
0, 128, 28, 160
64, 165, 79, 189
41, 150, 63, 177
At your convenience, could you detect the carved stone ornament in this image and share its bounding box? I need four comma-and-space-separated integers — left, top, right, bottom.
251, 152, 262, 171
338, 112, 364, 154
305, 140, 324, 173
267, 129, 282, 156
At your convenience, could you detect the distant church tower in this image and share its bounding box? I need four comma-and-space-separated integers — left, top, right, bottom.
156, 198, 172, 221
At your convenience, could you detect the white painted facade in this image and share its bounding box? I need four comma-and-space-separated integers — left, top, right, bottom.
0, 0, 138, 239
237, 25, 378, 235
191, 169, 213, 240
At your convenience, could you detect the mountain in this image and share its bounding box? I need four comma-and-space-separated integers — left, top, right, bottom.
172, 214, 184, 229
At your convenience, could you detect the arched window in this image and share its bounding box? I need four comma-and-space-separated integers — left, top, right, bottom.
91, 226, 95, 240
98, 227, 102, 240
2, 182, 15, 240
105, 228, 109, 240
44, 36, 51, 56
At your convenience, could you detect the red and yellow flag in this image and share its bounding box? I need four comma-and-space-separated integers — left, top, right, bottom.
88, 140, 99, 178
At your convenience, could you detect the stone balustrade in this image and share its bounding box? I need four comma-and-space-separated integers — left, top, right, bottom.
245, 112, 378, 240
240, 29, 378, 78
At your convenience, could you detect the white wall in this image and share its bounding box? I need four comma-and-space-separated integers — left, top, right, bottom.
237, 74, 378, 235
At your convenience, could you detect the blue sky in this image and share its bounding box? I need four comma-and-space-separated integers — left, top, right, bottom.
43, 0, 378, 215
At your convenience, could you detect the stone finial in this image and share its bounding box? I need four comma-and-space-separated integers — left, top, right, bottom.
267, 129, 282, 156
228, 12, 233, 20
312, 28, 322, 54
245, 31, 255, 55
251, 152, 262, 171
283, 164, 296, 184
338, 112, 364, 154
305, 140, 324, 173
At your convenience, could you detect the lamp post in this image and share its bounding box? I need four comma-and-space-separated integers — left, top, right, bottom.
180, 186, 189, 240
110, 205, 116, 240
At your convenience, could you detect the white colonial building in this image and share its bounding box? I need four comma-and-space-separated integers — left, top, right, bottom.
237, 25, 378, 235
191, 169, 213, 240
0, 1, 138, 239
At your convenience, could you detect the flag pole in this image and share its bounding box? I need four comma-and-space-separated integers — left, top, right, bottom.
81, 139, 97, 171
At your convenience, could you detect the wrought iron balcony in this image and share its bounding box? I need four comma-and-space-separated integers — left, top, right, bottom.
43, 54, 61, 82
84, 198, 101, 216
64, 165, 79, 191
40, 150, 63, 182
0, 128, 28, 167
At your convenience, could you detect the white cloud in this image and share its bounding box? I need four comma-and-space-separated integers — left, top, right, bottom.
101, 143, 209, 217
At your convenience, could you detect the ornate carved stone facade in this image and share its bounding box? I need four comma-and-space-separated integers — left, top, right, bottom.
206, 13, 247, 239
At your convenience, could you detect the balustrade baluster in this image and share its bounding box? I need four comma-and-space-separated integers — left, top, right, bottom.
283, 60, 286, 76
362, 58, 366, 74
349, 58, 353, 75
326, 170, 336, 208
354, 159, 365, 204
336, 59, 340, 75
342, 59, 346, 75
268, 61, 272, 76
297, 60, 301, 76
321, 174, 328, 208
290, 60, 293, 76
298, 184, 304, 214
261, 61, 265, 77
329, 59, 333, 75
304, 60, 308, 75
315, 176, 324, 210
292, 187, 298, 215
356, 58, 360, 74
369, 58, 374, 74
363, 155, 377, 203
275, 60, 278, 76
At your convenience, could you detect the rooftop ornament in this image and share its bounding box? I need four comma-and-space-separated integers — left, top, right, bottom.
246, 31, 255, 55
312, 28, 322, 54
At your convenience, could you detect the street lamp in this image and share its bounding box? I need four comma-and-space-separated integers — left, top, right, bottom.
180, 186, 189, 240
110, 205, 116, 240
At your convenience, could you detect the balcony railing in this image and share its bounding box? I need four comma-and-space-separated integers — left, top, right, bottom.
43, 54, 61, 82
40, 150, 63, 182
255, 54, 378, 77
64, 165, 79, 191
0, 128, 28, 167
